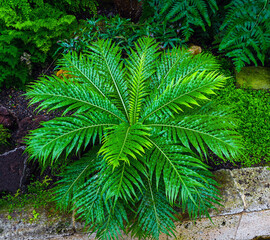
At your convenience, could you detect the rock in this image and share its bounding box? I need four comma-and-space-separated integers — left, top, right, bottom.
210, 169, 244, 216
235, 66, 270, 89
188, 45, 202, 55
16, 115, 48, 145
231, 167, 270, 212
0, 146, 27, 194
0, 105, 17, 129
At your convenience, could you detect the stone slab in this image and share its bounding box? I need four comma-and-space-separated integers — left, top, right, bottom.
231, 167, 270, 212
169, 214, 240, 240
210, 169, 244, 216
0, 208, 74, 240
236, 210, 270, 239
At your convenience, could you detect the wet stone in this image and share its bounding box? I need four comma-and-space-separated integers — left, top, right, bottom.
0, 146, 27, 194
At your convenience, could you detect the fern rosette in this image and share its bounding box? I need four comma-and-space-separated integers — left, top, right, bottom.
26, 38, 242, 239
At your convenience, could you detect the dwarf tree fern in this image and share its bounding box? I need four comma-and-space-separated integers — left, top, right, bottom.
219, 0, 270, 72
26, 38, 242, 239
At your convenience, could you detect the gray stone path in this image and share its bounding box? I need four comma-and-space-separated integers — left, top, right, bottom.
0, 167, 269, 240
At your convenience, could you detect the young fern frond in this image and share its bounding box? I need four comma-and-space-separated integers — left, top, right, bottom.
99, 122, 152, 167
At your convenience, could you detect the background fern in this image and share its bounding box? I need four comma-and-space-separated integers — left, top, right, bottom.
219, 0, 270, 72
0, 0, 98, 88
142, 0, 218, 41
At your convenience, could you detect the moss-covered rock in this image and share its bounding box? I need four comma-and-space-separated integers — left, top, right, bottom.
236, 66, 270, 89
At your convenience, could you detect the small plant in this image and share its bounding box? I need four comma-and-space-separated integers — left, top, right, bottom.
0, 124, 10, 145
29, 209, 40, 223
25, 38, 242, 239
0, 176, 54, 213
55, 15, 184, 56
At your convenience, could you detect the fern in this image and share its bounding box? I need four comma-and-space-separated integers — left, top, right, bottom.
159, 0, 218, 40
26, 38, 243, 239
219, 0, 270, 72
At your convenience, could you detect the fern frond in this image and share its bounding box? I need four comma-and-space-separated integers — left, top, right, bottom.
25, 113, 117, 167
148, 113, 242, 160
87, 39, 129, 120
142, 71, 226, 122
219, 0, 270, 71
53, 147, 101, 211
127, 37, 160, 125
99, 122, 152, 167
130, 176, 177, 240
26, 76, 126, 122
146, 137, 209, 203
101, 159, 147, 203
160, 0, 218, 40
57, 51, 109, 98
72, 163, 128, 240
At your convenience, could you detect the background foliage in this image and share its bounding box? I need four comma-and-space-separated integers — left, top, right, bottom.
141, 0, 270, 71
56, 14, 184, 56
0, 0, 98, 88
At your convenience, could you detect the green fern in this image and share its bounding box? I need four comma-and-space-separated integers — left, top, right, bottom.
219, 0, 270, 72
159, 0, 218, 40
26, 38, 243, 239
